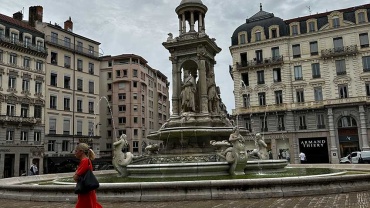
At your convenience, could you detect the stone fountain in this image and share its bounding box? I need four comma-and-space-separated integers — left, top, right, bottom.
112, 0, 285, 178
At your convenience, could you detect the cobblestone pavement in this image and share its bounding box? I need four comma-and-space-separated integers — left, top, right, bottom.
1, 190, 370, 208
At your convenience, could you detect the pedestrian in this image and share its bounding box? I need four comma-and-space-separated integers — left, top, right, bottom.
29, 160, 38, 176
73, 143, 102, 208
285, 150, 290, 163
299, 152, 306, 164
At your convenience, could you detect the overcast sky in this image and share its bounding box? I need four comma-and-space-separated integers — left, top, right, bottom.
0, 0, 368, 113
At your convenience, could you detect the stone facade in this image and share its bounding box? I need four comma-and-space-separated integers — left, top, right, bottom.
230, 4, 370, 163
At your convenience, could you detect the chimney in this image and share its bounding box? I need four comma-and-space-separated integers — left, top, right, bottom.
28, 6, 43, 27
13, 11, 23, 21
64, 17, 73, 32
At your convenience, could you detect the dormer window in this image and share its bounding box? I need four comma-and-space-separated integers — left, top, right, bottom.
291, 25, 298, 35
255, 31, 261, 41
308, 22, 315, 32
358, 12, 365, 23
332, 16, 340, 28
239, 34, 246, 44
271, 29, 277, 38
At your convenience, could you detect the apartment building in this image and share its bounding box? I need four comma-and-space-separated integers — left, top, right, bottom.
230, 4, 370, 163
34, 7, 101, 172
0, 10, 47, 177
100, 54, 170, 157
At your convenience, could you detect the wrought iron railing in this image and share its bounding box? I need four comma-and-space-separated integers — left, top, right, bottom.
237, 55, 283, 69
321, 45, 358, 58
0, 34, 47, 54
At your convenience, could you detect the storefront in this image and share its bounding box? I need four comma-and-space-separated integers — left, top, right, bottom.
299, 137, 329, 163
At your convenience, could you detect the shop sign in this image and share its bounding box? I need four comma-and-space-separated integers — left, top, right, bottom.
339, 135, 359, 142
300, 139, 326, 148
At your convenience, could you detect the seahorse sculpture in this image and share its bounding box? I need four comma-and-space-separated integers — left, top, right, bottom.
112, 134, 133, 177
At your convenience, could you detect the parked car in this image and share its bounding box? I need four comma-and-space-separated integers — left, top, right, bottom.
358, 151, 370, 164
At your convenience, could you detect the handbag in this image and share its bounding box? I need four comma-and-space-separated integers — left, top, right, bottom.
74, 160, 100, 194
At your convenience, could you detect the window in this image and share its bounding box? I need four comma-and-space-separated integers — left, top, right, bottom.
0, 50, 3, 62
64, 55, 71, 68
260, 116, 268, 132
366, 83, 370, 96
50, 73, 57, 86
22, 79, 29, 92
255, 50, 263, 64
278, 115, 285, 131
8, 76, 16, 89
271, 47, 280, 59
242, 94, 250, 107
88, 121, 94, 136
88, 45, 94, 54
255, 31, 261, 41
314, 87, 323, 101
64, 97, 70, 110
332, 16, 340, 28
335, 59, 346, 75
360, 33, 369, 48
257, 70, 265, 84
240, 53, 247, 67
107, 119, 112, 125
108, 61, 112, 67
36, 41, 43, 51
271, 28, 277, 38
118, 93, 126, 100
308, 21, 315, 32
64, 37, 71, 48
23, 57, 30, 68
133, 69, 138, 77
258, 92, 266, 106
241, 73, 249, 86
77, 100, 83, 112
77, 79, 83, 91
62, 140, 69, 152
34, 131, 41, 142
134, 117, 138, 123
333, 37, 343, 51
275, 90, 283, 104
107, 131, 112, 137
51, 32, 58, 44
77, 41, 83, 52
9, 53, 17, 65
77, 59, 83, 71
123, 70, 128, 77
245, 118, 251, 131
294, 65, 303, 80
339, 84, 348, 98
77, 120, 82, 135
273, 68, 281, 82
312, 63, 321, 78
358, 12, 366, 23
64, 76, 70, 89
89, 81, 94, 94
6, 129, 14, 141
133, 81, 138, 88
134, 129, 138, 136
10, 33, 18, 44
239, 34, 246, 44
363, 56, 370, 72
116, 70, 121, 77
106, 143, 112, 150
89, 101, 94, 114
118, 117, 126, 124
35, 81, 42, 94
133, 105, 138, 112
310, 41, 318, 55
119, 105, 126, 112
338, 116, 357, 127
34, 105, 42, 118
108, 83, 112, 90
50, 95, 57, 109
296, 89, 305, 103
7, 104, 15, 116
49, 118, 56, 134
299, 116, 307, 129
51, 52, 57, 65
291, 25, 298, 35
89, 63, 94, 74
292, 44, 301, 58
36, 61, 43, 71
133, 141, 139, 153
317, 114, 325, 129
133, 93, 138, 100
48, 140, 55, 151
108, 72, 112, 79
21, 104, 29, 118
107, 95, 112, 101
63, 119, 70, 135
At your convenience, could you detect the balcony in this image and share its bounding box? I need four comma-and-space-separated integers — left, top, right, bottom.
0, 115, 38, 125
0, 34, 47, 57
321, 45, 358, 59
45, 35, 101, 60
236, 55, 283, 70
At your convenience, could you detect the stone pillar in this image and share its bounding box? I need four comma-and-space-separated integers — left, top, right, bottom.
190, 11, 195, 32
198, 13, 203, 32
182, 13, 186, 33
14, 153, 20, 177
171, 57, 179, 116
179, 17, 182, 35
0, 153, 4, 178
359, 105, 370, 150
271, 138, 277, 160
328, 108, 339, 163
199, 59, 208, 114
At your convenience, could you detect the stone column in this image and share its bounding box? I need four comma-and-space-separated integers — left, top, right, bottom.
0, 153, 4, 178
198, 13, 203, 32
328, 108, 339, 163
182, 13, 186, 33
14, 153, 20, 177
198, 59, 208, 114
171, 57, 179, 116
271, 138, 277, 160
190, 11, 195, 32
179, 17, 182, 35
359, 105, 370, 150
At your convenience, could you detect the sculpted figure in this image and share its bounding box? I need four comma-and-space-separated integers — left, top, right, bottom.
167, 33, 175, 42
207, 72, 220, 114
254, 133, 269, 160
145, 144, 159, 155
180, 70, 196, 113
112, 134, 133, 177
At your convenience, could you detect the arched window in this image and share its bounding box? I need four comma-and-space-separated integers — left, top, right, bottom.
255, 30, 261, 41
332, 16, 340, 28
338, 116, 357, 128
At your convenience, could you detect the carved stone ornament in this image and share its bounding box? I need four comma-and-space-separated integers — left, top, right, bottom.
239, 86, 253, 95
360, 73, 370, 82
254, 84, 269, 92
22, 73, 32, 80
292, 83, 307, 89
35, 75, 44, 82
6, 94, 18, 104
270, 83, 286, 91
8, 69, 19, 77
309, 80, 325, 87
333, 75, 351, 85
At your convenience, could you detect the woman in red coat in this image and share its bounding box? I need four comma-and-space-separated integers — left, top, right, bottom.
73, 143, 102, 208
